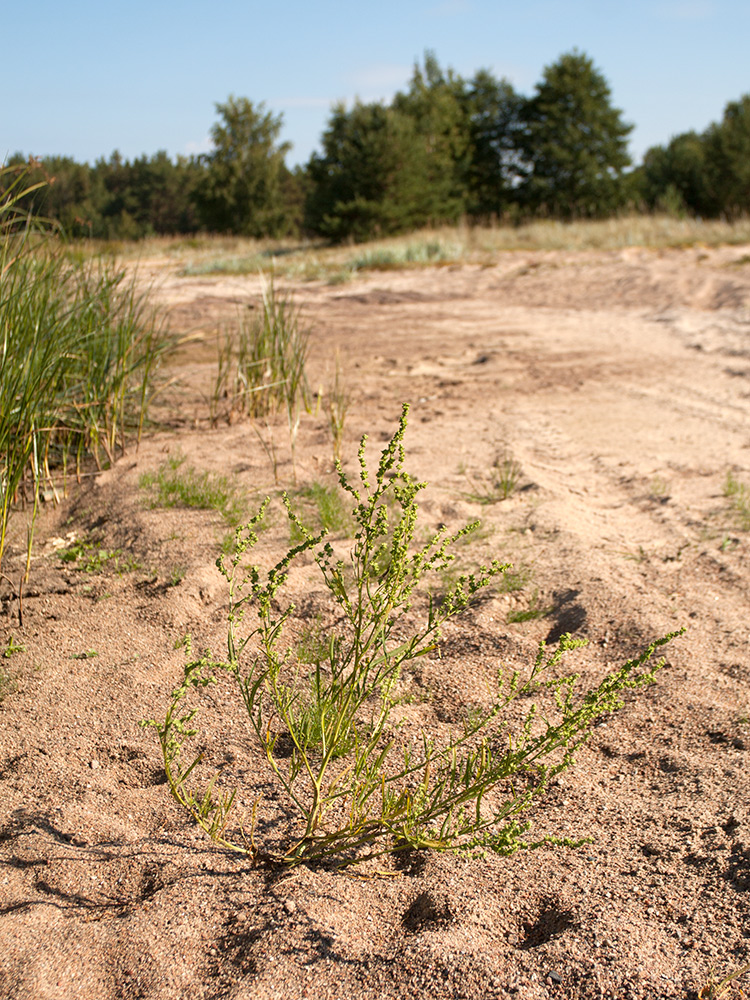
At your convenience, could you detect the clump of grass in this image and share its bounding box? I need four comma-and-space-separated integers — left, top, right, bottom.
126, 216, 750, 287
140, 454, 247, 527
698, 959, 750, 999
499, 565, 531, 593
181, 254, 267, 277
461, 453, 523, 504
327, 353, 350, 464
145, 405, 683, 869
724, 470, 750, 530
0, 164, 168, 572
211, 277, 309, 481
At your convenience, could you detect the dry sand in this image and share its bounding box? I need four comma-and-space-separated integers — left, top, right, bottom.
2, 244, 750, 999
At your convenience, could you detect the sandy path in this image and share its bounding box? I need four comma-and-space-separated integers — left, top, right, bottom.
1, 244, 750, 999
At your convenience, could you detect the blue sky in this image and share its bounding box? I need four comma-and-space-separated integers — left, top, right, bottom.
4, 0, 749, 168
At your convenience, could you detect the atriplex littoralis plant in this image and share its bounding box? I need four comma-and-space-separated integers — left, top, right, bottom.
146, 405, 683, 868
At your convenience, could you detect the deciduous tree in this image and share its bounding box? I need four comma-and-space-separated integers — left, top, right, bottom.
520, 51, 632, 217
196, 96, 292, 237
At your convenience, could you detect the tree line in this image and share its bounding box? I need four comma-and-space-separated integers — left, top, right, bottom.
7, 51, 750, 243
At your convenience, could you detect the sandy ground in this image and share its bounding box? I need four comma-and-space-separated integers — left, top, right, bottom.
2, 244, 750, 999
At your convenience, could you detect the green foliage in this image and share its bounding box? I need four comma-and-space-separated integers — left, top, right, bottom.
640, 132, 715, 216
4, 151, 202, 240
10, 65, 750, 238
305, 100, 450, 242
464, 69, 525, 218
0, 165, 167, 570
58, 537, 140, 574
703, 95, 750, 220
637, 93, 750, 220
146, 406, 683, 868
140, 454, 247, 527
392, 52, 472, 219
196, 97, 294, 237
520, 50, 632, 218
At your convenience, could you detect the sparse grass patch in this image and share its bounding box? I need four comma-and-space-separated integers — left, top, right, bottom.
347, 240, 458, 272
499, 565, 531, 593
0, 664, 17, 700
698, 959, 750, 999
461, 454, 523, 504
507, 588, 554, 623
134, 216, 750, 287
326, 353, 350, 464
140, 454, 246, 527
723, 470, 750, 530
180, 254, 266, 278
210, 278, 310, 481
58, 537, 141, 575
290, 481, 356, 543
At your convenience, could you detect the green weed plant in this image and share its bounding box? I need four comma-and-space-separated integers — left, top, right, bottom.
2, 635, 25, 658
146, 406, 681, 868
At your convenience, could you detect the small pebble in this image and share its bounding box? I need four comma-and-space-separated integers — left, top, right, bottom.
548, 970, 563, 985
283, 899, 296, 915
90, 760, 100, 769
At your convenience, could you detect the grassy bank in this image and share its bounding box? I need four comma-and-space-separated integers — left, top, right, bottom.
77, 213, 750, 284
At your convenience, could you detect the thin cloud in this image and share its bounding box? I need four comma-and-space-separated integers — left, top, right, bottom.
656, 0, 715, 19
